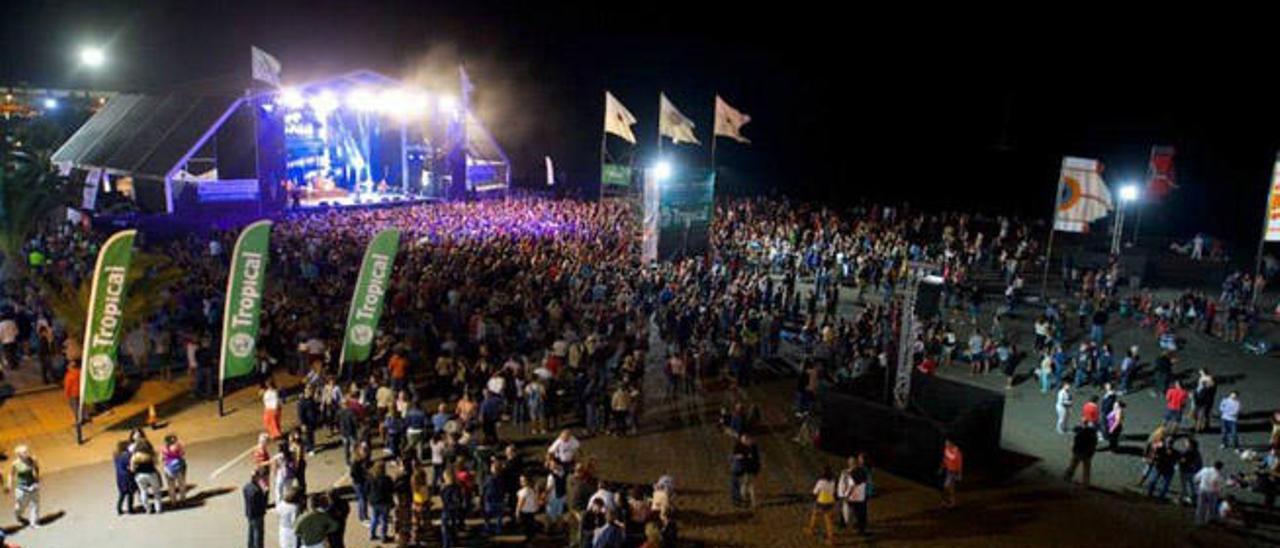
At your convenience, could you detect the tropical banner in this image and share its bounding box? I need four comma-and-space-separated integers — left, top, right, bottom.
1265, 155, 1280, 242
340, 228, 401, 364
219, 220, 272, 381
656, 170, 716, 260
602, 163, 633, 187
80, 229, 138, 408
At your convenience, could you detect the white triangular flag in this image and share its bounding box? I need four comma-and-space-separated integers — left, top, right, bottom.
714, 95, 751, 144
604, 91, 638, 144
250, 46, 281, 87
659, 93, 700, 145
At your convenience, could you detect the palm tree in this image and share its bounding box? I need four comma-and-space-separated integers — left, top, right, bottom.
0, 144, 71, 280
40, 251, 186, 342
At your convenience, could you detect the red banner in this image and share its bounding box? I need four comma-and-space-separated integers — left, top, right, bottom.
1146, 146, 1177, 199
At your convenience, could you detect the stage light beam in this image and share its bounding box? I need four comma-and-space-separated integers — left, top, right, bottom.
309, 91, 339, 116
438, 94, 458, 113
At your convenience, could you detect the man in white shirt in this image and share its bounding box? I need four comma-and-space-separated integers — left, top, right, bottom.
547, 429, 580, 471
1219, 392, 1241, 449
1193, 461, 1224, 525
0, 314, 18, 369
1055, 382, 1074, 434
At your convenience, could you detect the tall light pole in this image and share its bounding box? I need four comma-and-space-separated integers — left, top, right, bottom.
1112, 184, 1139, 255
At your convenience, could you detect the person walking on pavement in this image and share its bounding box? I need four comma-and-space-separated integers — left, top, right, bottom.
1193, 461, 1225, 525
939, 439, 963, 508
1164, 382, 1189, 430
244, 468, 269, 548
1055, 382, 1074, 434
262, 379, 283, 440
837, 454, 870, 535
130, 439, 163, 514
5, 446, 41, 528
1219, 391, 1241, 449
1064, 422, 1098, 487
161, 434, 188, 507
805, 466, 837, 545
114, 440, 137, 515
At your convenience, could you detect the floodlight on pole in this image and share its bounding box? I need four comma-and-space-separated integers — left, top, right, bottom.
1120, 184, 1139, 202
79, 46, 106, 68
653, 160, 673, 182
42, 98, 58, 110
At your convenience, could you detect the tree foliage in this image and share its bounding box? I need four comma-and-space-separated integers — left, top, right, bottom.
40, 251, 186, 342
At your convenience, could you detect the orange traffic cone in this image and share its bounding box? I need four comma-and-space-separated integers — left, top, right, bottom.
147, 405, 159, 430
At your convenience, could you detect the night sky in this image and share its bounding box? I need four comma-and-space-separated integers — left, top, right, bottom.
4, 3, 1278, 247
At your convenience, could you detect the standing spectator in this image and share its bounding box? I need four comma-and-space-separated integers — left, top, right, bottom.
516, 474, 542, 538
1192, 369, 1216, 433
1193, 461, 1224, 525
1064, 422, 1098, 486
1164, 382, 1188, 430
548, 429, 581, 472
481, 461, 505, 536
325, 489, 349, 548
1105, 401, 1127, 451
113, 440, 136, 515
1055, 382, 1073, 434
130, 439, 163, 514
939, 439, 963, 508
243, 469, 269, 548
161, 434, 188, 507
6, 446, 41, 527
276, 487, 301, 548
295, 494, 340, 548
806, 466, 837, 545
262, 379, 283, 440
837, 454, 869, 535
1146, 441, 1177, 500
439, 472, 463, 548
1177, 438, 1203, 505
366, 461, 394, 543
64, 362, 81, 424
1219, 391, 1241, 449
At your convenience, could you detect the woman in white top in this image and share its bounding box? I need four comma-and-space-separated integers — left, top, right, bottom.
262, 379, 283, 439
515, 475, 542, 538
276, 487, 300, 548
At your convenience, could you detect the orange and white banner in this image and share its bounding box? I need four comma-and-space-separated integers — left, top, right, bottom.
1265, 157, 1280, 241
1054, 156, 1113, 233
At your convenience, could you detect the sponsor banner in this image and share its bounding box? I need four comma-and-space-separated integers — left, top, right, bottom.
220, 220, 272, 380
80, 229, 137, 407
602, 163, 632, 187
340, 228, 400, 363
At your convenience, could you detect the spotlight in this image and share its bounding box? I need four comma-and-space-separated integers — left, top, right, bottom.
80, 46, 106, 68
309, 91, 339, 116
43, 98, 58, 110
653, 160, 673, 181
1120, 184, 1139, 202
279, 88, 305, 109
347, 89, 377, 111
438, 94, 458, 113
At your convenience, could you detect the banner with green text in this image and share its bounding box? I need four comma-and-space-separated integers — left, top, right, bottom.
601, 163, 633, 187
340, 228, 400, 364
80, 229, 137, 409
219, 220, 272, 382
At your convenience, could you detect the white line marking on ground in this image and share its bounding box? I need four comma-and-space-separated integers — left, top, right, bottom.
210, 445, 257, 480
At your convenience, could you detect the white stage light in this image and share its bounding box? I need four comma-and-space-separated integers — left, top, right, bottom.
1120, 184, 1139, 202
347, 89, 377, 111
309, 91, 339, 116
43, 98, 58, 110
653, 160, 673, 181
438, 94, 458, 113
279, 88, 305, 109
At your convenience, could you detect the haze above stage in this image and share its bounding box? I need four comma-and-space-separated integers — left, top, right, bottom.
51, 69, 510, 218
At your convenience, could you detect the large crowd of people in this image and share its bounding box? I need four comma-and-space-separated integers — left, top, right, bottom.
0, 195, 1276, 545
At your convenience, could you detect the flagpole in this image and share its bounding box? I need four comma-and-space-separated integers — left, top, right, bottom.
600, 121, 608, 200
1255, 153, 1277, 279
657, 93, 664, 157
710, 95, 718, 180
1040, 173, 1066, 301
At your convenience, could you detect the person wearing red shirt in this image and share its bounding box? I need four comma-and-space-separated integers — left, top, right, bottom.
939, 439, 963, 508
916, 356, 938, 376
1081, 396, 1100, 427
1164, 382, 1188, 427
63, 363, 81, 424
387, 351, 409, 392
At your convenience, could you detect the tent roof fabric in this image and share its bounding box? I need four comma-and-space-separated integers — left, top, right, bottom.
52, 93, 240, 180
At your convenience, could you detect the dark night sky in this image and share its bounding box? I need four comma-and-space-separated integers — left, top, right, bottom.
5, 3, 1278, 245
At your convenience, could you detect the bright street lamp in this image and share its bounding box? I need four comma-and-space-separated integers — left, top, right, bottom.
79, 46, 106, 68
1119, 184, 1139, 202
